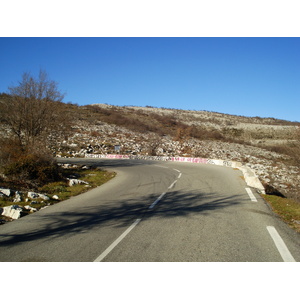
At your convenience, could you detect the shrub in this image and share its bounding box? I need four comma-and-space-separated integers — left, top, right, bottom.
2, 152, 62, 188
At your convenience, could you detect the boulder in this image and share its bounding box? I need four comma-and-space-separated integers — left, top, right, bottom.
1, 205, 23, 219
27, 192, 50, 201
28, 192, 39, 199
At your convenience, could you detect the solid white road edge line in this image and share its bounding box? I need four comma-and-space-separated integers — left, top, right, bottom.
94, 218, 142, 262
245, 187, 258, 202
266, 226, 296, 262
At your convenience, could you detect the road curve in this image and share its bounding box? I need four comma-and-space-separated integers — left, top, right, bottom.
0, 158, 299, 262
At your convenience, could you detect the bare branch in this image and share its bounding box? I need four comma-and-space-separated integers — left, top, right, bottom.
1, 70, 66, 151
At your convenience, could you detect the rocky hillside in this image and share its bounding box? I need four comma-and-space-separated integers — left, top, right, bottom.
45, 103, 300, 202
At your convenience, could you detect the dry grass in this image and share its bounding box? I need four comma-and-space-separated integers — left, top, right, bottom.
38, 168, 116, 201
0, 168, 116, 222
262, 194, 300, 233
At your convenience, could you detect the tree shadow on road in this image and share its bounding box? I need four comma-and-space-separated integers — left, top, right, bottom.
0, 189, 245, 247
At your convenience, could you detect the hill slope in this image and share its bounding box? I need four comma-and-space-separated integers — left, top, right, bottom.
45, 103, 300, 202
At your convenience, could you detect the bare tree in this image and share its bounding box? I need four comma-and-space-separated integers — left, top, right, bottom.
147, 134, 163, 156
0, 70, 67, 152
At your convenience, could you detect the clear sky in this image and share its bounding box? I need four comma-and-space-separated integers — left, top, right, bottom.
1, 37, 299, 122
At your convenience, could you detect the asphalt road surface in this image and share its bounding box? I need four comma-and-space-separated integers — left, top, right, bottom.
0, 158, 299, 262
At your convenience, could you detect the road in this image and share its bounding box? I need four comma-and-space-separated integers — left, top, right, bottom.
0, 158, 299, 262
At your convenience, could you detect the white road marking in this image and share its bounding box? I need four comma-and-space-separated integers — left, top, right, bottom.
245, 187, 258, 202
173, 169, 181, 173
95, 166, 183, 261
168, 180, 177, 189
266, 226, 296, 262
149, 192, 166, 209
94, 218, 142, 262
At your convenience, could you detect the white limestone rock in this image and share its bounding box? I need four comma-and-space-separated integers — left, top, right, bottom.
39, 194, 50, 201
27, 192, 49, 201
1, 205, 23, 219
24, 205, 37, 212
68, 179, 89, 186
0, 188, 11, 197
28, 192, 39, 199
13, 191, 22, 202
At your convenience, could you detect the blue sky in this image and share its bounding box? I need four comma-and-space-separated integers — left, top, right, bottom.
1, 37, 299, 122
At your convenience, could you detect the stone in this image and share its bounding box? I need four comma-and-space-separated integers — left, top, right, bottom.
13, 191, 22, 202
68, 179, 89, 186
24, 205, 37, 212
38, 193, 50, 201
1, 205, 23, 219
28, 192, 39, 199
0, 188, 11, 197
27, 192, 49, 201
52, 195, 59, 200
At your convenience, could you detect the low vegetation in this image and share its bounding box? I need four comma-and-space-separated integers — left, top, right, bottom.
0, 165, 116, 222
38, 167, 116, 201
262, 194, 300, 233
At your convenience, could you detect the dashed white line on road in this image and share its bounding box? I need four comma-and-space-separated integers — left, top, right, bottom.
95, 166, 183, 261
94, 218, 142, 262
168, 180, 177, 189
245, 187, 258, 202
172, 168, 182, 178
149, 192, 166, 209
266, 226, 296, 262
